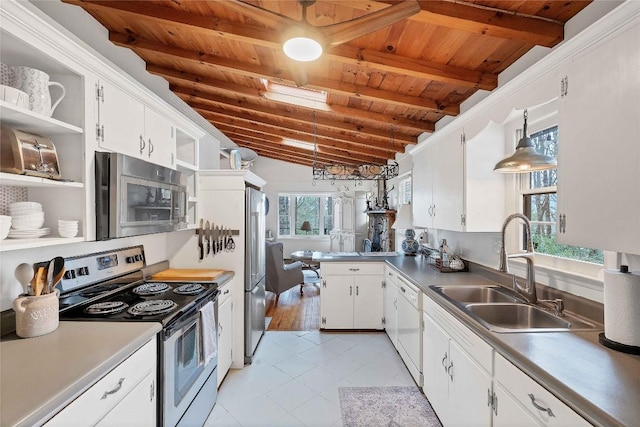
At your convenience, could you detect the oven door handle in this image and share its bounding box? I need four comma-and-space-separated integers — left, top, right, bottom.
163, 292, 218, 339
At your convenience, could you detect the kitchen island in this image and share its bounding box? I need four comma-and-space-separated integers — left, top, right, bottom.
315, 252, 640, 427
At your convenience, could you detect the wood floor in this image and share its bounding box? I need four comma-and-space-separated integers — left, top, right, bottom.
265, 282, 320, 331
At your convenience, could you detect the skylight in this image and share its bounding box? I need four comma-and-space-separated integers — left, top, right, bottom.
261, 79, 329, 110
283, 138, 315, 150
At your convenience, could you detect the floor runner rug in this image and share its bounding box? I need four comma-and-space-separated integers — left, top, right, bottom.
339, 386, 442, 427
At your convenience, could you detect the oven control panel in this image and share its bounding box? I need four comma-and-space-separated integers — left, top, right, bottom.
58, 246, 146, 294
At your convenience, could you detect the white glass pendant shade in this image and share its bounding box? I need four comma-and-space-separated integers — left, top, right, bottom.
494, 109, 557, 173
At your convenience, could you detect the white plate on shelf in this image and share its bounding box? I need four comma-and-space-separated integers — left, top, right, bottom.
7, 227, 51, 239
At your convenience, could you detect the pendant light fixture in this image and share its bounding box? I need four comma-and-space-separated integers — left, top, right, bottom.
494, 109, 557, 173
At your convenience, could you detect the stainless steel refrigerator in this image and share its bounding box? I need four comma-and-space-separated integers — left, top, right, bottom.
245, 187, 266, 363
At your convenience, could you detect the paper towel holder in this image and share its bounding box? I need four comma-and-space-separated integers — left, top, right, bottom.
599, 333, 640, 355
599, 265, 640, 355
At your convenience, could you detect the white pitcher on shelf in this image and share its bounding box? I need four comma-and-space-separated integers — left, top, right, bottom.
12, 66, 65, 117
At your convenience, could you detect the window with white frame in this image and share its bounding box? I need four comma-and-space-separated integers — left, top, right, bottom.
399, 174, 412, 205
278, 194, 334, 237
520, 124, 603, 264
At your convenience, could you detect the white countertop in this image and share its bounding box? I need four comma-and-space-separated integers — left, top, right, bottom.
0, 321, 161, 427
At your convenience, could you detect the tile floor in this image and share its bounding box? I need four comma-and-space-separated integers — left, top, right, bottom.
205, 330, 418, 426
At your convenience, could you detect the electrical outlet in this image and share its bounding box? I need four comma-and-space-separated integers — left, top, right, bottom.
493, 239, 502, 254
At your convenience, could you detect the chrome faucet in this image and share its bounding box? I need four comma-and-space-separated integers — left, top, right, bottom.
499, 213, 537, 304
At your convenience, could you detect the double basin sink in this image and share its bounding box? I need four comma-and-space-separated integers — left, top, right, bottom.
430, 285, 601, 333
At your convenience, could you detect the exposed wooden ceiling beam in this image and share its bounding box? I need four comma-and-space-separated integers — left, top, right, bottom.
110, 31, 457, 116
170, 84, 417, 146
150, 65, 432, 136
149, 64, 432, 133
209, 117, 393, 163
362, 1, 564, 47
66, 0, 496, 90
180, 98, 405, 156
218, 126, 390, 165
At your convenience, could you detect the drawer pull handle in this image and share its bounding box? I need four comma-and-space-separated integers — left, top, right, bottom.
349, 268, 360, 272
101, 377, 125, 400
223, 289, 230, 295
400, 286, 406, 293
356, 286, 359, 296
528, 394, 555, 418
350, 285, 353, 296
441, 352, 448, 372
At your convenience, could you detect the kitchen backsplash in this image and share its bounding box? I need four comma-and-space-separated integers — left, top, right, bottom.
0, 186, 28, 215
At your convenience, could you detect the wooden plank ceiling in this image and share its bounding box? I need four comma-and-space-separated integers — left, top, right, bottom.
63, 0, 590, 169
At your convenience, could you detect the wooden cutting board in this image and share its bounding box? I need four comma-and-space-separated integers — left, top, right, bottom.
151, 269, 226, 282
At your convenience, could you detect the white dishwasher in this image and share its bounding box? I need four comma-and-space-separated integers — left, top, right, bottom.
396, 275, 423, 386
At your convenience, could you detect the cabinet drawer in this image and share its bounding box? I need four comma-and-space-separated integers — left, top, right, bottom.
422, 294, 492, 374
494, 353, 590, 426
46, 338, 157, 426
321, 262, 384, 276
218, 282, 233, 306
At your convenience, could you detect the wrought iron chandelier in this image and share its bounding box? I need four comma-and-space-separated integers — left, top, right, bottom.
311, 112, 399, 183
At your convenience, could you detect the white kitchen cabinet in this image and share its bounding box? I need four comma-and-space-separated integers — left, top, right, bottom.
492, 382, 539, 427
411, 132, 463, 231
217, 282, 234, 387
396, 274, 422, 386
1, 1, 91, 250
320, 262, 384, 330
422, 295, 494, 426
494, 353, 590, 427
556, 18, 640, 255
412, 125, 506, 232
383, 266, 398, 348
96, 79, 176, 169
45, 337, 157, 426
96, 372, 156, 427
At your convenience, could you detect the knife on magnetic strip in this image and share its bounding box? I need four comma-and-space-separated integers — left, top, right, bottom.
205, 220, 211, 255
198, 218, 204, 261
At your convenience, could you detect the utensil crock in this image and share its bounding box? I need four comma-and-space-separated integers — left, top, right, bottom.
13, 289, 59, 338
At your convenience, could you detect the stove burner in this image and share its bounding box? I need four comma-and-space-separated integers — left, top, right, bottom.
173, 283, 205, 295
84, 301, 129, 315
127, 300, 178, 316
132, 282, 169, 296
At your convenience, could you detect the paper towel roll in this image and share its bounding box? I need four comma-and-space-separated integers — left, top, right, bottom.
604, 268, 640, 347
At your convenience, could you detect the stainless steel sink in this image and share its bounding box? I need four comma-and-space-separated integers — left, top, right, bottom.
429, 285, 601, 333
432, 285, 523, 304
464, 303, 600, 333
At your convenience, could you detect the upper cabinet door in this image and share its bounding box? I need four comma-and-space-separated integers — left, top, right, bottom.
557, 20, 640, 254
97, 79, 144, 157
412, 144, 434, 228
144, 107, 175, 169
431, 131, 464, 232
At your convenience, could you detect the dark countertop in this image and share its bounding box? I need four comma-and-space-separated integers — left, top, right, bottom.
318, 253, 640, 426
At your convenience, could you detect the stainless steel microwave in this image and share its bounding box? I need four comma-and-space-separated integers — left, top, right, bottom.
95, 152, 188, 240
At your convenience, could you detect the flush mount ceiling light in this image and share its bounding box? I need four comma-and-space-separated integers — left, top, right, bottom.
494, 109, 558, 173
227, 0, 420, 83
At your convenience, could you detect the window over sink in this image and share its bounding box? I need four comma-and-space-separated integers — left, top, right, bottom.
519, 122, 603, 266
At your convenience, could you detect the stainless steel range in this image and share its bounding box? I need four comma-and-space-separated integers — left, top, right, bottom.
57, 246, 219, 427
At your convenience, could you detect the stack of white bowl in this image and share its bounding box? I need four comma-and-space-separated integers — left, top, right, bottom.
58, 220, 79, 238
0, 215, 11, 239
9, 202, 45, 230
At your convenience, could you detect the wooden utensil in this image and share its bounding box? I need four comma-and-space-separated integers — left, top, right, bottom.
33, 266, 46, 297
50, 267, 66, 292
